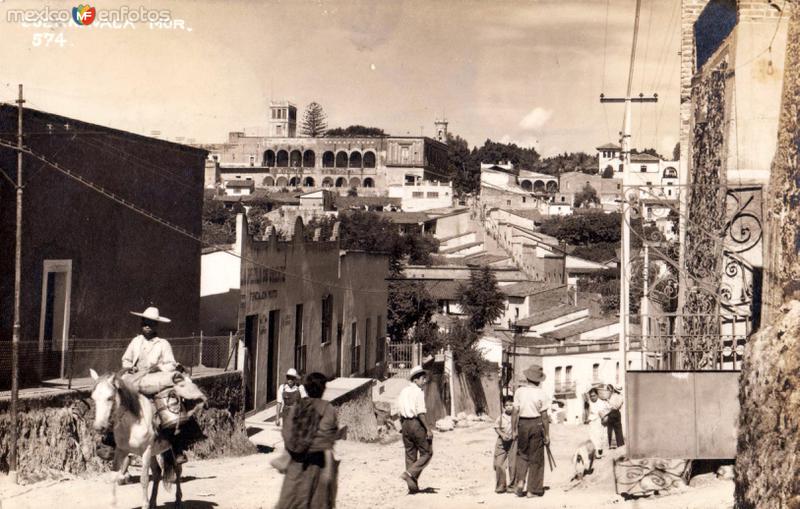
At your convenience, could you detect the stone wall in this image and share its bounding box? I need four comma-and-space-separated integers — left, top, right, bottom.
736, 5, 800, 508
0, 371, 254, 482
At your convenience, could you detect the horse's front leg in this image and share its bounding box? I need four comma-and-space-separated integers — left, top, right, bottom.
140, 448, 152, 509
149, 456, 161, 508
174, 462, 183, 508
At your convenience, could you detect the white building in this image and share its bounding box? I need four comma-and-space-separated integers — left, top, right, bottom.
388, 181, 453, 212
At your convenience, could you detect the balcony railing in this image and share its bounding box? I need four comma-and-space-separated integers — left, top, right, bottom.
553, 380, 577, 397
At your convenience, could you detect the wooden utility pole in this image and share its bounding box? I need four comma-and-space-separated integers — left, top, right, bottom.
599, 0, 656, 438
10, 83, 25, 485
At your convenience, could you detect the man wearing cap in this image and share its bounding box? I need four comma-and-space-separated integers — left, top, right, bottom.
397, 366, 433, 494
122, 306, 178, 374
275, 368, 307, 427
512, 365, 550, 498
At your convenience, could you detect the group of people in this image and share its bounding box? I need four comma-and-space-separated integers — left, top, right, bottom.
110, 308, 626, 506
586, 384, 625, 458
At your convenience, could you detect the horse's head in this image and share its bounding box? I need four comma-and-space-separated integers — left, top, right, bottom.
171, 372, 208, 414
89, 368, 117, 432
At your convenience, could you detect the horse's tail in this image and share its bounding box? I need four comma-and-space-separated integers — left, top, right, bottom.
159, 452, 177, 492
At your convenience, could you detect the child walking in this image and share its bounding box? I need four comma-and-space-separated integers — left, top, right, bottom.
493, 397, 517, 493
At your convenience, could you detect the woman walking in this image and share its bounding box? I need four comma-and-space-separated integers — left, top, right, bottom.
276, 372, 339, 509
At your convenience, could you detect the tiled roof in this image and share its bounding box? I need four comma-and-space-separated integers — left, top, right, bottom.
506, 209, 543, 223
596, 143, 621, 150
542, 317, 618, 341
420, 280, 464, 300
501, 281, 557, 298
515, 304, 587, 327
225, 179, 255, 188
334, 196, 402, 208
630, 153, 661, 162
375, 211, 432, 224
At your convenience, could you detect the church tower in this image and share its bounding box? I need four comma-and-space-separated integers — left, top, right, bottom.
268, 100, 297, 137
434, 118, 449, 144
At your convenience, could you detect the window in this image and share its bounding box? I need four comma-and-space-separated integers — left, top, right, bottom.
667, 189, 673, 197
640, 165, 647, 172
592, 363, 600, 381
412, 192, 424, 198
376, 315, 385, 362
249, 155, 255, 166
565, 365, 572, 384
295, 304, 305, 373
506, 200, 511, 206
321, 295, 333, 344
618, 164, 623, 172
522, 197, 526, 203
616, 362, 620, 384
427, 192, 439, 198
294, 304, 304, 346
277, 125, 283, 136
555, 366, 562, 385
617, 184, 621, 190
350, 322, 359, 375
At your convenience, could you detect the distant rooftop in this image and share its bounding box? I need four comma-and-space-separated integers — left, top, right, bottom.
542, 317, 618, 341
596, 143, 621, 150
515, 304, 587, 327
501, 281, 559, 298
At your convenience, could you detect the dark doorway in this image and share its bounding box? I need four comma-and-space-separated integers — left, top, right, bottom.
267, 310, 280, 402
243, 314, 258, 412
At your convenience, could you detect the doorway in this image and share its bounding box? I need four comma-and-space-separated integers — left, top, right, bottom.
243, 314, 258, 412
267, 309, 280, 402
38, 260, 72, 380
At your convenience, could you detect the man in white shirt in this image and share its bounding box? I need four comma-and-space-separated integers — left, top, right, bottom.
275, 368, 307, 427
122, 307, 177, 373
512, 364, 550, 498
397, 365, 432, 493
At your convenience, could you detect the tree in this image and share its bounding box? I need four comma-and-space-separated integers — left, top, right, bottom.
574, 183, 600, 208
672, 142, 680, 161
458, 267, 506, 331
347, 186, 358, 197
602, 165, 614, 179
326, 125, 385, 137
631, 147, 664, 159
202, 199, 239, 245
387, 278, 438, 342
300, 102, 328, 137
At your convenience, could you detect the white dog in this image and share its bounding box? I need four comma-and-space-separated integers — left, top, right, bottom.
570, 440, 597, 484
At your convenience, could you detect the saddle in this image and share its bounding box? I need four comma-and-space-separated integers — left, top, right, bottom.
122, 370, 199, 431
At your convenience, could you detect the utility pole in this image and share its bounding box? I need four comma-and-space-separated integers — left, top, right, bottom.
599, 0, 655, 438
10, 83, 25, 485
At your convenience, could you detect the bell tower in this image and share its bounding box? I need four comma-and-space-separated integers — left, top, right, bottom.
434, 118, 448, 144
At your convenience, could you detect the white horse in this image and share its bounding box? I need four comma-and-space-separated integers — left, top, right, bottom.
90, 368, 183, 509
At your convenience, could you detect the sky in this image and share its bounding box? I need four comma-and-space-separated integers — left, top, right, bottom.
0, 0, 682, 157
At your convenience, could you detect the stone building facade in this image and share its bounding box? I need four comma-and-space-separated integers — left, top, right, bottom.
235, 216, 389, 413
201, 106, 450, 196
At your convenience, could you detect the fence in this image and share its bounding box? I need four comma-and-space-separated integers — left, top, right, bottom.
385, 341, 422, 378
0, 334, 237, 391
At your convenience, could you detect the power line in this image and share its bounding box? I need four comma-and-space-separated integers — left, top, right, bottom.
0, 138, 389, 295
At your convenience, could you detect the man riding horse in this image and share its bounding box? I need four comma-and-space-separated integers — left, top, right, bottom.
97, 306, 199, 465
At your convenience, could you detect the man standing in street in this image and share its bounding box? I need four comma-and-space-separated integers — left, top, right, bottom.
606, 384, 625, 449
397, 365, 433, 494
512, 364, 550, 498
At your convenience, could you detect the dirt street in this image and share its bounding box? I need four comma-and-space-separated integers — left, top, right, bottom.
1, 423, 733, 509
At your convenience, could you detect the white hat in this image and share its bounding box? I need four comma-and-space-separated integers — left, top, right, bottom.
408, 365, 427, 380
286, 368, 299, 379
130, 306, 171, 323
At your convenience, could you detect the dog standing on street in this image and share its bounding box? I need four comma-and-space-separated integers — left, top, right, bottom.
568, 440, 597, 487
